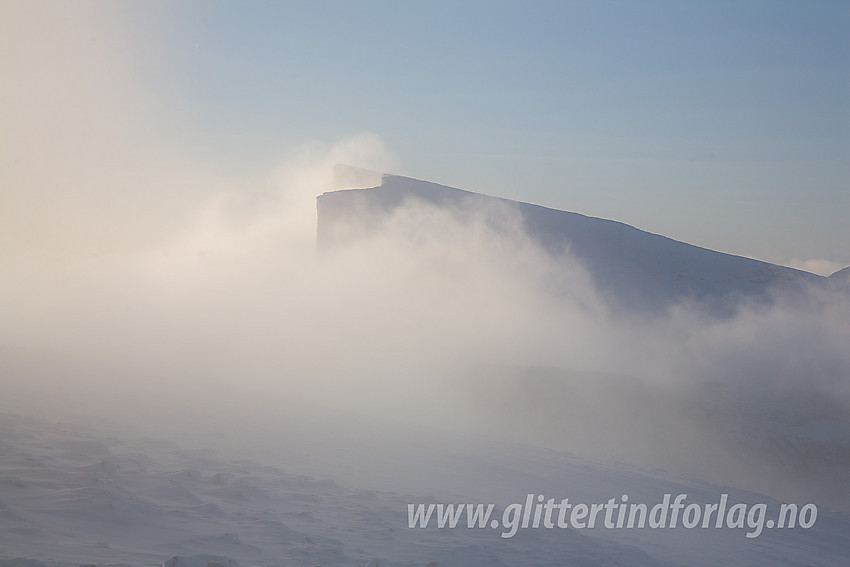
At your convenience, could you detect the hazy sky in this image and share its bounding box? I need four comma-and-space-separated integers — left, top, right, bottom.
2, 0, 848, 270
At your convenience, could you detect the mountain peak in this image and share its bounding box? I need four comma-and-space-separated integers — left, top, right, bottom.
331, 164, 384, 191
318, 174, 824, 314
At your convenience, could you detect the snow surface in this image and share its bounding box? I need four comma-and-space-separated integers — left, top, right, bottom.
1, 410, 849, 567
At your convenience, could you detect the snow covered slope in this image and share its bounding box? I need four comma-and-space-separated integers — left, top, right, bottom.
828, 266, 850, 291
2, 410, 849, 567
318, 174, 823, 313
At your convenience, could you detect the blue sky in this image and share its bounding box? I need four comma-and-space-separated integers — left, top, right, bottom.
4, 1, 848, 271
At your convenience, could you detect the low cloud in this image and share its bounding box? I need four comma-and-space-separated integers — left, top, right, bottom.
2, 2, 848, 513
4, 133, 848, 509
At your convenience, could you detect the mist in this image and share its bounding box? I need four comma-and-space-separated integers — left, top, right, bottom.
4, 139, 849, 509
2, 1, 849, 518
